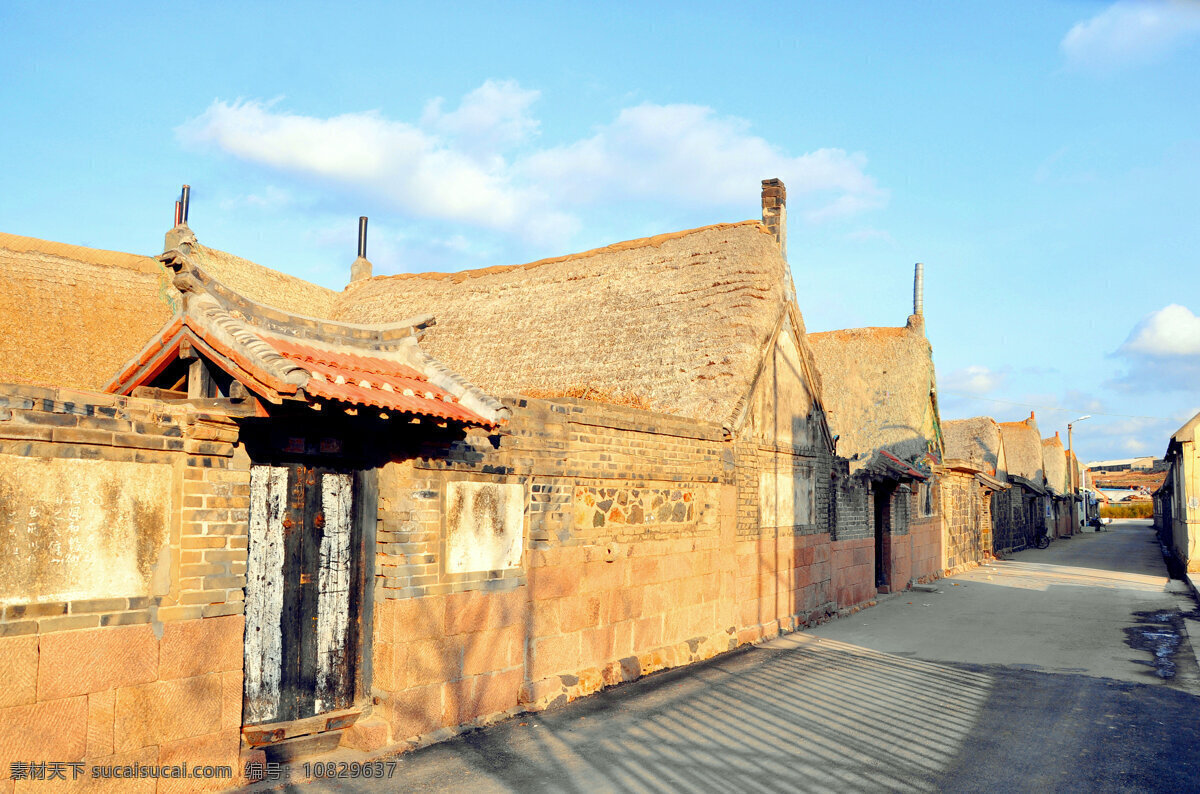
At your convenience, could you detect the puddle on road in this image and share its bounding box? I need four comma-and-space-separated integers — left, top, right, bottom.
1125, 609, 1183, 679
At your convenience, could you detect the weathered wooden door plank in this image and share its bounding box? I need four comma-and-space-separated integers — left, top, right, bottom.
292, 465, 318, 721
315, 470, 354, 713
244, 465, 288, 725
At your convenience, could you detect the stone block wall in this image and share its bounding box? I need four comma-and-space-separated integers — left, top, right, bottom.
365, 395, 862, 751
0, 385, 251, 791
991, 487, 1025, 555
939, 471, 988, 575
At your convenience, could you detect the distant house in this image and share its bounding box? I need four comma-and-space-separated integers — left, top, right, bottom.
1066, 449, 1094, 524
941, 417, 1011, 570
808, 266, 943, 591
1041, 433, 1073, 538
1087, 456, 1159, 472
998, 412, 1049, 550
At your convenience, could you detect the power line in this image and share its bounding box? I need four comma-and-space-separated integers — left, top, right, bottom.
938, 391, 1171, 421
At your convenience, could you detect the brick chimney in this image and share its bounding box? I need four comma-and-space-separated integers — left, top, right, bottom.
350, 216, 372, 282
761, 178, 786, 260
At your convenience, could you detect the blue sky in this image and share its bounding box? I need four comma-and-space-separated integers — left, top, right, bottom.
2, 1, 1199, 463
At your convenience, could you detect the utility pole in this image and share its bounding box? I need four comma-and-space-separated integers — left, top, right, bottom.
1068, 415, 1091, 528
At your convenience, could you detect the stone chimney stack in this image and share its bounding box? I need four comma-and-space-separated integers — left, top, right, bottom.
913, 263, 924, 317
906, 262, 926, 334
761, 178, 786, 260
350, 216, 372, 282
165, 184, 193, 251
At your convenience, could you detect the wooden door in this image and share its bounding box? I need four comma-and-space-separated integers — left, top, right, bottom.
243, 463, 359, 725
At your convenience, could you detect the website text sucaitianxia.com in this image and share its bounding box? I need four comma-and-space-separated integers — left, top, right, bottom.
8, 761, 233, 781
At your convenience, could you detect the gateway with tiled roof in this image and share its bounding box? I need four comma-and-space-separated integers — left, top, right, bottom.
105, 225, 506, 428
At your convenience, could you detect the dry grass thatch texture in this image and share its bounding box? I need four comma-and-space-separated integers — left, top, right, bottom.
806, 324, 936, 466
521, 385, 653, 411
1041, 435, 1068, 495
998, 414, 1044, 484
192, 243, 337, 319
0, 233, 176, 389
332, 222, 789, 424
943, 417, 1005, 477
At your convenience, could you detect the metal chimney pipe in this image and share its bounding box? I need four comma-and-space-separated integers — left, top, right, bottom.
174, 200, 183, 227
913, 262, 924, 317
357, 216, 368, 258
180, 185, 191, 223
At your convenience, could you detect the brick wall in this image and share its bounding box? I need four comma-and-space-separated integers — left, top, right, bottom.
830, 463, 870, 542
0, 385, 251, 791
908, 481, 941, 583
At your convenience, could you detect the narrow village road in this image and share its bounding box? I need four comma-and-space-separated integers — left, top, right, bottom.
271, 520, 1200, 793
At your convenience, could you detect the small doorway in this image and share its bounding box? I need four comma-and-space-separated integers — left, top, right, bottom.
243, 457, 372, 726
873, 483, 894, 590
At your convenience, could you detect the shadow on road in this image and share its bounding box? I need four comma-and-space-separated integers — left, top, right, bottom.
298, 632, 1200, 793
289, 519, 1200, 793
337, 638, 995, 793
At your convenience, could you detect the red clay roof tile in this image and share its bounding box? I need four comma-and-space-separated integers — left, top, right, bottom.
260, 336, 491, 426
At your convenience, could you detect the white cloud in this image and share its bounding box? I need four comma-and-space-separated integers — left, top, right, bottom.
1120, 304, 1200, 356
178, 83, 886, 246
1061, 1, 1200, 70
420, 79, 541, 159
178, 98, 557, 239
521, 103, 887, 218
1121, 437, 1151, 453
943, 365, 1006, 395
1111, 304, 1200, 391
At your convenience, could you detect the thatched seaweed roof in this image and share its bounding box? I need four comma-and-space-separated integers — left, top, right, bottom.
806, 319, 939, 469
332, 221, 796, 425
942, 417, 1006, 479
1041, 434, 1068, 496
0, 231, 175, 389
0, 227, 342, 391
189, 240, 337, 319
998, 412, 1044, 485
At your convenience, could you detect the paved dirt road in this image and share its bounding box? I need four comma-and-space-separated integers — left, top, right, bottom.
265, 520, 1200, 793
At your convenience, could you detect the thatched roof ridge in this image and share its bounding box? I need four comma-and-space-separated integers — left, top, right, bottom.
1042, 433, 1068, 496
0, 231, 163, 273
332, 221, 794, 424
0, 231, 175, 389
998, 412, 1044, 484
189, 238, 337, 319
369, 221, 764, 285
943, 417, 1006, 478
806, 320, 938, 469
